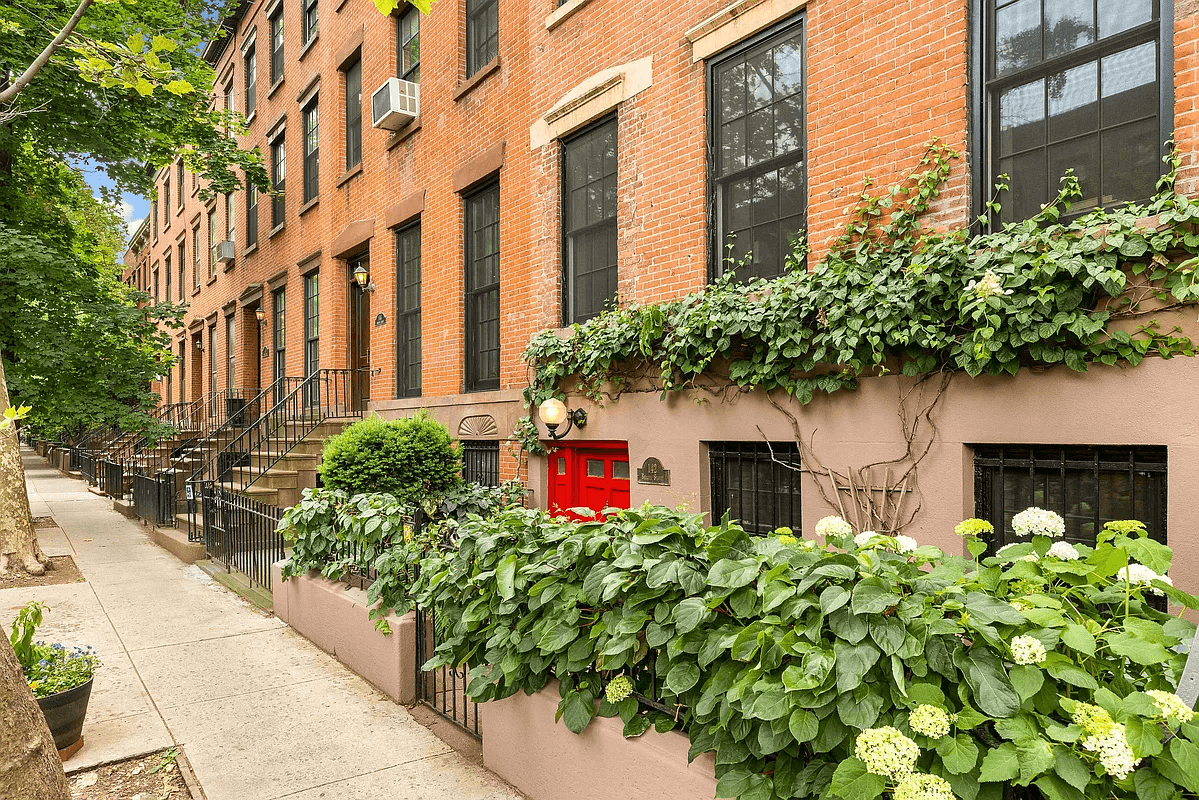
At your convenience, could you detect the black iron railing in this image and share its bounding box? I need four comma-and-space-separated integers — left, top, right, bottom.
79, 452, 97, 484
198, 482, 286, 591
100, 458, 125, 499
132, 470, 174, 526
416, 606, 481, 738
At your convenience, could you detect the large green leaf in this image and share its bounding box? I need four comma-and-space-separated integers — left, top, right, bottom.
665, 661, 701, 694
935, 734, 979, 774
960, 647, 1021, 718
978, 743, 1019, 782
708, 558, 761, 589
828, 758, 886, 800
851, 576, 900, 614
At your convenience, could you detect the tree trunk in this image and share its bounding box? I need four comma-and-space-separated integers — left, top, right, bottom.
0, 636, 70, 800
0, 357, 47, 574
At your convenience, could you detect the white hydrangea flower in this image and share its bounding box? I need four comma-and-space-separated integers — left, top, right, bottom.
1010, 635, 1047, 665
908, 705, 953, 739
1147, 690, 1195, 725
965, 270, 1013, 300
1081, 724, 1141, 780
1046, 541, 1080, 561
1120, 563, 1173, 595
1011, 507, 1066, 538
1072, 703, 1116, 736
815, 515, 853, 539
893, 773, 957, 800
894, 535, 919, 554
855, 530, 880, 547
854, 727, 920, 778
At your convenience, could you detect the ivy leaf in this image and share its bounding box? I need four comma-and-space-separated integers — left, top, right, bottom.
828, 758, 886, 800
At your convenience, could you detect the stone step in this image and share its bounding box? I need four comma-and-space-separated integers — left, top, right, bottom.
231, 465, 298, 490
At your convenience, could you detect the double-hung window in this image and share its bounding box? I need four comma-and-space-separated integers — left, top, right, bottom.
303, 98, 320, 203
208, 212, 217, 279
270, 7, 285, 86
244, 44, 257, 118
398, 9, 420, 82
395, 222, 421, 398
710, 18, 806, 282
273, 288, 286, 386
163, 178, 171, 229
465, 183, 500, 392
986, 0, 1164, 221
303, 272, 320, 403
165, 252, 173, 300
709, 441, 803, 534
562, 117, 618, 324
302, 0, 318, 46
192, 226, 201, 289
225, 314, 237, 389
178, 242, 186, 294
344, 58, 362, 170
152, 199, 158, 240
226, 193, 236, 243
466, 0, 498, 77
177, 161, 185, 208
208, 323, 217, 394
247, 184, 259, 246
271, 134, 286, 228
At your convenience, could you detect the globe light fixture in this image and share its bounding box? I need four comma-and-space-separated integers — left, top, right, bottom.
537, 398, 587, 440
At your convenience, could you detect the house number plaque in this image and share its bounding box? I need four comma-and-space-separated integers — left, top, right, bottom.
636, 457, 670, 486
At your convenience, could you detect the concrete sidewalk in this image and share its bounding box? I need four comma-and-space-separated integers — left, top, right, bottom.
3, 448, 521, 800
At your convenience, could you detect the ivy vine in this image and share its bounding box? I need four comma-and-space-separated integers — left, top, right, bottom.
517, 145, 1199, 454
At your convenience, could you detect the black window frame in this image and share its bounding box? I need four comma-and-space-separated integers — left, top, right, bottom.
344, 57, 363, 170
192, 226, 201, 289
709, 441, 803, 535
303, 97, 320, 203
971, 0, 1174, 222
395, 221, 422, 398
208, 211, 217, 280
177, 242, 186, 295
176, 161, 185, 208
464, 181, 500, 393
465, 0, 499, 77
304, 271, 320, 379
706, 15, 808, 284
163, 177, 171, 228
208, 322, 218, 394
152, 198, 158, 240
273, 287, 287, 384
271, 133, 286, 229
302, 0, 318, 46
244, 43, 258, 118
561, 115, 619, 325
462, 440, 500, 487
164, 252, 172, 300
225, 313, 237, 389
246, 183, 259, 247
269, 7, 285, 86
397, 7, 420, 82
973, 444, 1167, 549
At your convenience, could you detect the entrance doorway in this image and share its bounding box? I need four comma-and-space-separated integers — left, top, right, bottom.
546, 441, 631, 520
348, 255, 371, 413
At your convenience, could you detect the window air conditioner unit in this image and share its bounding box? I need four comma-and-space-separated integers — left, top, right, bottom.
371, 77, 419, 130
212, 240, 235, 264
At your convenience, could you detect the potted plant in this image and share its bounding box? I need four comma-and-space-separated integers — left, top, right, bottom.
10, 601, 100, 757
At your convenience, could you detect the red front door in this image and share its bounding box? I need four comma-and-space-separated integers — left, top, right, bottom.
547, 442, 631, 520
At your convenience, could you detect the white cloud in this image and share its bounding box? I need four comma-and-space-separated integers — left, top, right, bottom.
125, 217, 144, 239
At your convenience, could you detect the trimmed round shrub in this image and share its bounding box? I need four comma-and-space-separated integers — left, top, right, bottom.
318, 412, 462, 503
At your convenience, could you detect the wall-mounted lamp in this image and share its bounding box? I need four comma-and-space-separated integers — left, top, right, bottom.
538, 398, 587, 440
352, 264, 375, 293
255, 307, 266, 323
194, 338, 204, 351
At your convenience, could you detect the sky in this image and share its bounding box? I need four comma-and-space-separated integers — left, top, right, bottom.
75, 160, 152, 249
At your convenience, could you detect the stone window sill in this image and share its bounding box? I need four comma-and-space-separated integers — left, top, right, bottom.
386, 118, 422, 151
267, 78, 285, 100
337, 163, 363, 187
454, 58, 500, 102
546, 0, 591, 30
299, 34, 319, 62
244, 243, 258, 257
268, 222, 286, 238
299, 196, 320, 215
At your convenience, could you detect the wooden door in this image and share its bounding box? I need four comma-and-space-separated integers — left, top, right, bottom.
348, 256, 371, 412
547, 442, 631, 521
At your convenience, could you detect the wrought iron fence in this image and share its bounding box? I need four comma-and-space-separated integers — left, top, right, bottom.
416, 607, 481, 738
132, 470, 175, 526
199, 483, 286, 591
100, 458, 124, 499
79, 452, 97, 485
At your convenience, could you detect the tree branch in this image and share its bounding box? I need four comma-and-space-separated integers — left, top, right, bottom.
0, 0, 95, 108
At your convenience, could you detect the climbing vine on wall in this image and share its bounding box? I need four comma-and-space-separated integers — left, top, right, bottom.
516, 144, 1199, 454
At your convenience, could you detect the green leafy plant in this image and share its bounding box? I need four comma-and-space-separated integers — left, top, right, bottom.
10, 601, 100, 699
399, 505, 1199, 800
317, 412, 462, 503
517, 146, 1199, 454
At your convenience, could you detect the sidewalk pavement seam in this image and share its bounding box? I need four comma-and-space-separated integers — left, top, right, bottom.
124, 622, 286, 653
151, 675, 331, 711
265, 751, 460, 800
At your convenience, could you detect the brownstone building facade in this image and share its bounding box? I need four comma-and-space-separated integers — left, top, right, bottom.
124, 0, 1199, 586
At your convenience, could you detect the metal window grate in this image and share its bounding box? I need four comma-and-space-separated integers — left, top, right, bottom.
973, 445, 1167, 547
462, 440, 500, 487
709, 441, 802, 535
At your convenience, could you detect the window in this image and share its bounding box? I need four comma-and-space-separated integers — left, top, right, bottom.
163, 178, 171, 229
165, 252, 172, 301
271, 134, 286, 228
344, 58, 362, 170
179, 340, 186, 402
208, 322, 217, 394
303, 98, 320, 203
973, 445, 1167, 546
562, 117, 618, 324
304, 272, 320, 391
166, 363, 173, 405
709, 441, 803, 535
226, 314, 237, 389
224, 78, 235, 117
397, 8, 420, 82
245, 44, 257, 118
986, 0, 1164, 221
464, 182, 500, 392
177, 242, 186, 295
710, 19, 806, 281
192, 169, 198, 195
152, 199, 159, 240
273, 288, 286, 385
153, 266, 160, 301
247, 184, 259, 247
302, 0, 318, 46
395, 222, 421, 397
208, 212, 217, 279
192, 226, 201, 288
462, 440, 500, 486
270, 7, 285, 86
226, 192, 236, 242
177, 161, 185, 208
466, 0, 499, 77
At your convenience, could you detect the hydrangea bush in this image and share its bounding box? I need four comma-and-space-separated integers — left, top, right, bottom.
400, 505, 1199, 800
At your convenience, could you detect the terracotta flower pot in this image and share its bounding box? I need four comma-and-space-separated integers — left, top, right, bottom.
36, 676, 93, 753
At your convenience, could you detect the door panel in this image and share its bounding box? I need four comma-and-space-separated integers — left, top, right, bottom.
547, 442, 631, 520
348, 256, 371, 412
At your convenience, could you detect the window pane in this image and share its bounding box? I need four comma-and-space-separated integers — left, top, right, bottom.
1099, 0, 1153, 37
995, 0, 1042, 75
999, 79, 1045, 156
1101, 42, 1157, 126
1101, 118, 1160, 203
998, 150, 1048, 222
1048, 133, 1099, 210
1045, 0, 1095, 59
586, 459, 604, 478
1048, 62, 1097, 143
719, 62, 746, 122
709, 442, 802, 535
612, 461, 629, 481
